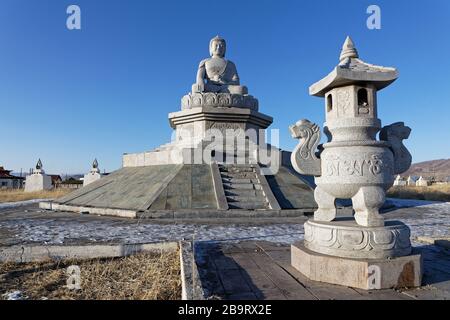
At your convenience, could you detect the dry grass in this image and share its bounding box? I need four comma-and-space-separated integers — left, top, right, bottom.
387, 184, 450, 202
0, 189, 73, 203
0, 250, 181, 300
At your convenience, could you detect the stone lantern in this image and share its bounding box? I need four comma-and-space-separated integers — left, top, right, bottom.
289, 37, 422, 290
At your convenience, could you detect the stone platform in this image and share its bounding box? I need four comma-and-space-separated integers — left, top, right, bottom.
40, 163, 317, 218
291, 242, 422, 290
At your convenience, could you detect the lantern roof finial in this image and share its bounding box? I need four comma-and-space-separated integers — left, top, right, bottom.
339, 36, 359, 62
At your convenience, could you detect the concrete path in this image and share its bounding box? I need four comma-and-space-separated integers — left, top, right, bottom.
193, 241, 450, 300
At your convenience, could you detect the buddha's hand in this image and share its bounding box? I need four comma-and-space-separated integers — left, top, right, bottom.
193, 82, 204, 93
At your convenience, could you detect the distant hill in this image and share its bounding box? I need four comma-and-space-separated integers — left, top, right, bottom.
403, 159, 450, 181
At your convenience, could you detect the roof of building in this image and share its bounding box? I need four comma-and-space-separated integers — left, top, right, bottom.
309, 36, 398, 97
46, 175, 63, 184
0, 166, 24, 180
61, 177, 83, 185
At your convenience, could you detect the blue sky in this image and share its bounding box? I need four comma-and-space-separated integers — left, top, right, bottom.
1, 0, 449, 174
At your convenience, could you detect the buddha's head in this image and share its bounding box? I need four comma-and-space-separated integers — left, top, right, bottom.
209, 36, 226, 58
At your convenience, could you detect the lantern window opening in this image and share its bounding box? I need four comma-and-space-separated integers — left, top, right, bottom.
357, 88, 369, 107
326, 94, 333, 112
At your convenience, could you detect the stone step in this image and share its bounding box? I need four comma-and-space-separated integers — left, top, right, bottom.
223, 155, 252, 159
221, 172, 257, 177
220, 168, 254, 172
221, 178, 259, 184
219, 166, 255, 173
228, 202, 269, 210
217, 159, 258, 165
226, 169, 255, 173
221, 172, 257, 178
226, 196, 267, 203
223, 183, 262, 190
220, 150, 251, 154
224, 189, 263, 197
221, 171, 255, 176
219, 164, 269, 210
219, 163, 254, 168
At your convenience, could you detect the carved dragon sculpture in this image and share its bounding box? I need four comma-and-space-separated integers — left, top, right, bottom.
289, 119, 322, 176
380, 122, 412, 174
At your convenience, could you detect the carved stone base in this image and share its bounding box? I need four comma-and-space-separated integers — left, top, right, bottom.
83, 171, 102, 187
304, 218, 412, 259
24, 174, 52, 193
181, 92, 258, 111
291, 242, 422, 290
168, 106, 273, 149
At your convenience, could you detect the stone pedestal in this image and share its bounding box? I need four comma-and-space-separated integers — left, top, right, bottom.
169, 106, 273, 145
25, 173, 52, 192
83, 172, 101, 186
123, 106, 274, 167
291, 218, 423, 289
303, 218, 412, 259
291, 242, 422, 290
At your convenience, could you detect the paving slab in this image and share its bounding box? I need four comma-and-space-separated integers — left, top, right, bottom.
190, 240, 450, 300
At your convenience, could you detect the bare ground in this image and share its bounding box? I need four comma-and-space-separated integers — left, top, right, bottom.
0, 189, 73, 203
387, 185, 450, 202
0, 250, 181, 300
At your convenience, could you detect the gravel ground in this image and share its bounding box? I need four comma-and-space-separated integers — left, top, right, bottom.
0, 198, 448, 247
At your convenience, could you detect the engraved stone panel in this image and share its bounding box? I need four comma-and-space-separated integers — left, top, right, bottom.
336, 88, 352, 117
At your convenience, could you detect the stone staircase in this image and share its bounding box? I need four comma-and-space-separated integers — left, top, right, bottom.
219, 164, 271, 210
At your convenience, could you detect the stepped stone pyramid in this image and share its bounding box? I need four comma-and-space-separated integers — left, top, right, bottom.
41, 37, 316, 218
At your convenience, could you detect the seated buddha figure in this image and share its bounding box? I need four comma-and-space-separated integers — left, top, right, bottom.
192, 36, 248, 95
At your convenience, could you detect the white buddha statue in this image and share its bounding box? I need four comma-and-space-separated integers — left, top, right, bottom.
192, 36, 248, 95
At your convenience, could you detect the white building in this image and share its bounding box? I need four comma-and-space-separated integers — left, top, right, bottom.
416, 176, 431, 187
393, 175, 407, 186
0, 166, 24, 189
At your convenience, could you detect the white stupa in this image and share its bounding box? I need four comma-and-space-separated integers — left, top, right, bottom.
25, 159, 52, 192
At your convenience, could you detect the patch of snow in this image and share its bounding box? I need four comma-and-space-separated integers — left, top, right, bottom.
0, 199, 52, 209
0, 200, 449, 246
2, 290, 27, 300
0, 219, 304, 245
